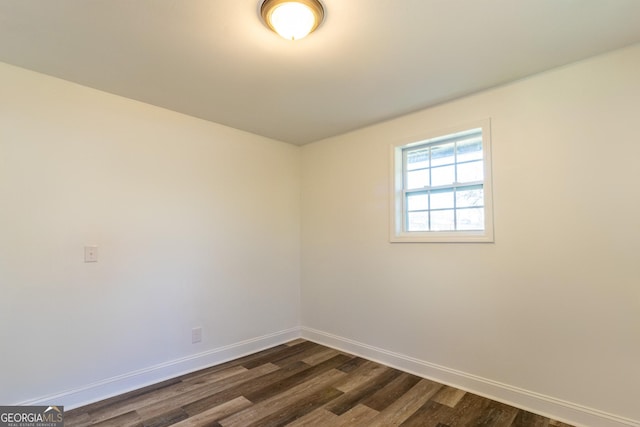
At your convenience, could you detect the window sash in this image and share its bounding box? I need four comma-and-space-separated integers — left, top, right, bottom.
402, 128, 483, 191
401, 129, 485, 233
403, 184, 485, 232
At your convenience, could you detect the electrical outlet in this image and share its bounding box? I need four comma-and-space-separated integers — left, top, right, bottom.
84, 246, 98, 263
192, 327, 202, 344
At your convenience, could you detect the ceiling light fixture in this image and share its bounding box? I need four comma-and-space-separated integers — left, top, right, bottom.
260, 0, 324, 41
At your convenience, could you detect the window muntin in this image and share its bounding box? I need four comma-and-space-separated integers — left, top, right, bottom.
390, 120, 493, 243
403, 130, 484, 232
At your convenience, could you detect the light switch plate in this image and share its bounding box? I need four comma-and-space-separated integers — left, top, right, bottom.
84, 246, 98, 263
192, 327, 202, 344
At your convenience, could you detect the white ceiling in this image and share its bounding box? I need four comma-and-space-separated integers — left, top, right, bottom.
1, 1, 640, 145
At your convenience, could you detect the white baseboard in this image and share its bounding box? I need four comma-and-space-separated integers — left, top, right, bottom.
18, 327, 301, 410
301, 327, 639, 427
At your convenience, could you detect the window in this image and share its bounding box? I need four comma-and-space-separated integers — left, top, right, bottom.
390, 120, 494, 243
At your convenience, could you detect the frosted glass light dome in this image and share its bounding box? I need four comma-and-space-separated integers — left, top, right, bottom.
261, 0, 324, 41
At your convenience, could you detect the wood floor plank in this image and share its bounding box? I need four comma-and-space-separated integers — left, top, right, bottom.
142, 407, 189, 427
301, 347, 340, 365
242, 386, 343, 427
360, 371, 421, 412
333, 360, 390, 393
511, 410, 551, 427
334, 403, 379, 427
170, 397, 252, 427
272, 343, 331, 367
180, 345, 288, 382
136, 363, 279, 420
181, 365, 248, 386
400, 400, 455, 427
218, 369, 346, 427
285, 338, 307, 347
241, 341, 318, 369
66, 341, 575, 427
368, 378, 443, 426
431, 385, 468, 407
88, 366, 248, 423
243, 354, 352, 403
182, 361, 311, 417
472, 399, 520, 427
63, 411, 92, 427
441, 392, 492, 427
336, 356, 368, 373
89, 410, 142, 427
285, 408, 339, 426
324, 366, 401, 415
65, 378, 181, 427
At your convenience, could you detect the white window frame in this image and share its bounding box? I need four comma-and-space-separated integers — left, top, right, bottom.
390, 119, 494, 243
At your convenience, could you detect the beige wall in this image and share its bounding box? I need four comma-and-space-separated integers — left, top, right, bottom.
0, 62, 301, 407
301, 44, 640, 424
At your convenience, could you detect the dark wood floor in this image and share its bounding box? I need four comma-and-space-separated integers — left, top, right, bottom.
65, 339, 574, 427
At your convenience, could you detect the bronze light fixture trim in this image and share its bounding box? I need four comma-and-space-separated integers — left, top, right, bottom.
260, 0, 325, 41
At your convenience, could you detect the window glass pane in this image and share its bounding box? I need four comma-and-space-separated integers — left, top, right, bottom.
431, 143, 455, 166
407, 211, 429, 231
457, 160, 483, 183
407, 193, 428, 211
431, 210, 455, 231
456, 208, 484, 230
456, 187, 484, 208
406, 169, 429, 189
431, 165, 455, 187
456, 136, 483, 162
406, 148, 429, 171
430, 190, 454, 210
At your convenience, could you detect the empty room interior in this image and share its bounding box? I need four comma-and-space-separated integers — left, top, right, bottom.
1, 1, 639, 426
